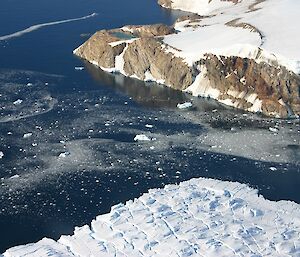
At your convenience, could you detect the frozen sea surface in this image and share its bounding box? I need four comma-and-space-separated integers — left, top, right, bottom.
3, 177, 300, 256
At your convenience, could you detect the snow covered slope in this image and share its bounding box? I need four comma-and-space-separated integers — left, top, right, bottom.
158, 0, 235, 15
162, 0, 300, 74
3, 178, 300, 256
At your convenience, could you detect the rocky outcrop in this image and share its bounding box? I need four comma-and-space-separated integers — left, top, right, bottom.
192, 54, 300, 117
157, 0, 172, 8
122, 24, 175, 37
74, 20, 300, 118
74, 31, 126, 69
74, 24, 193, 90
74, 24, 175, 69
123, 38, 194, 90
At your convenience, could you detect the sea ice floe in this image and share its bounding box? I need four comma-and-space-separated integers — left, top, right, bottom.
3, 177, 300, 256
9, 175, 20, 179
177, 102, 193, 109
58, 152, 71, 158
13, 99, 23, 105
134, 134, 152, 141
23, 133, 33, 139
0, 151, 3, 159
269, 127, 279, 133
75, 66, 85, 71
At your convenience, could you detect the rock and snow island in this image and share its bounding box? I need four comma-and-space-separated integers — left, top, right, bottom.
3, 178, 300, 256
74, 0, 300, 118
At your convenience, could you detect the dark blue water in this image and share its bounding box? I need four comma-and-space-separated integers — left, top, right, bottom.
0, 0, 299, 253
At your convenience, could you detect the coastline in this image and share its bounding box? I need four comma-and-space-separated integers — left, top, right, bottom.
73, 0, 300, 118
1, 1, 300, 255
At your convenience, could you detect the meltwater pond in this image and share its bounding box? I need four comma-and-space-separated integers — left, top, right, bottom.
0, 0, 299, 253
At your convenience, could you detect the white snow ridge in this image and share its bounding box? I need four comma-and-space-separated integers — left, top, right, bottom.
3, 178, 300, 256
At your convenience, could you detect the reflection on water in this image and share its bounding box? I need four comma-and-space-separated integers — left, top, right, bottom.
84, 60, 228, 112
84, 61, 190, 108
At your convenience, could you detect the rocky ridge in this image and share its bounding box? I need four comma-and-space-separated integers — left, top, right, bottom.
74, 3, 300, 118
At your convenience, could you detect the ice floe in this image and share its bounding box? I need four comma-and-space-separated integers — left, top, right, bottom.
75, 66, 85, 71
58, 152, 71, 158
23, 133, 33, 139
134, 134, 152, 141
3, 177, 300, 256
12, 99, 23, 105
177, 102, 193, 110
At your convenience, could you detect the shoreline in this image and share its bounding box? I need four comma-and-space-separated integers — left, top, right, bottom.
73, 0, 300, 118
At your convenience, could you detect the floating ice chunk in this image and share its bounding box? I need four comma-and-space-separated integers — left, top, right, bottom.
75, 66, 85, 71
269, 167, 277, 171
0, 151, 3, 159
134, 134, 151, 141
9, 174, 20, 179
26, 83, 33, 86
23, 133, 33, 139
13, 99, 23, 105
145, 124, 153, 128
177, 102, 193, 109
59, 152, 70, 158
269, 127, 279, 133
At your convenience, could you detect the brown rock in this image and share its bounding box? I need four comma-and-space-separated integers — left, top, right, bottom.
73, 20, 300, 118
157, 0, 172, 8
202, 54, 300, 117
74, 31, 126, 69
123, 24, 175, 37
123, 38, 194, 90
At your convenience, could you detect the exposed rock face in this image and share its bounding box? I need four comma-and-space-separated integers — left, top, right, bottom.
123, 38, 194, 90
157, 0, 172, 8
75, 24, 193, 90
74, 31, 126, 69
176, 14, 205, 23
74, 22, 300, 118
123, 24, 175, 37
194, 54, 300, 117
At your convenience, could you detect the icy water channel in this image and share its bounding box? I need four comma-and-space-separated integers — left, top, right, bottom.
0, 0, 299, 252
